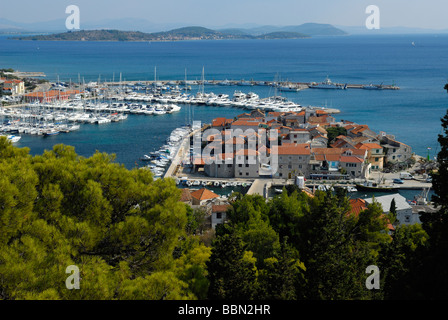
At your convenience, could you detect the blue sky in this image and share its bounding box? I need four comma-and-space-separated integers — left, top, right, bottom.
2, 0, 448, 29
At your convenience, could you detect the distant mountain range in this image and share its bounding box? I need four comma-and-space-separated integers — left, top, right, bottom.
11, 27, 313, 41
0, 18, 346, 37
2, 17, 447, 36
218, 23, 347, 36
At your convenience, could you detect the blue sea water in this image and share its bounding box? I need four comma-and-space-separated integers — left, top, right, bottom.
1, 34, 448, 170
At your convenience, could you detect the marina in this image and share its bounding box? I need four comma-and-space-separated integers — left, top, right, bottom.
1, 79, 343, 138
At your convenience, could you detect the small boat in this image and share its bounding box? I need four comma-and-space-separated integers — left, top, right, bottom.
43, 129, 60, 137
140, 155, 153, 161
4, 134, 21, 143
355, 181, 400, 192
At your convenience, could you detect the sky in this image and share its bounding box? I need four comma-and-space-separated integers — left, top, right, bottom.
2, 0, 448, 30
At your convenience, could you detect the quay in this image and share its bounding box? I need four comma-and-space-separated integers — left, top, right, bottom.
104, 79, 399, 90
11, 71, 46, 78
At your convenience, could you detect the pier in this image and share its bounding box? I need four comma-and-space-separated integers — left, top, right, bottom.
103, 79, 399, 90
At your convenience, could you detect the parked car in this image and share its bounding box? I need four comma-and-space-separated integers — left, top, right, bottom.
393, 178, 404, 184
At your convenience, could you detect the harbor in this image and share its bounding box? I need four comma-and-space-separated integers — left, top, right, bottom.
1, 79, 344, 139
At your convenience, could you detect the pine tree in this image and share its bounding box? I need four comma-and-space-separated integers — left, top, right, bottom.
206, 225, 258, 300
417, 87, 448, 298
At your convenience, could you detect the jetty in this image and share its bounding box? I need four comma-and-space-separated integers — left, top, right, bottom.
103, 79, 399, 90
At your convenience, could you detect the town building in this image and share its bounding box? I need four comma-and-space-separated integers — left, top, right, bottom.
379, 134, 413, 164
1, 79, 25, 95
365, 194, 420, 225
211, 204, 231, 229
273, 143, 311, 179
190, 188, 220, 205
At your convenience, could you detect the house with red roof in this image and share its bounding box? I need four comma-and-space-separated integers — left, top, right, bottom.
212, 117, 232, 131
211, 204, 232, 229
378, 134, 413, 164
190, 188, 220, 205
309, 148, 369, 180
272, 143, 311, 179
1, 79, 25, 95
231, 119, 262, 131
355, 142, 385, 170
348, 198, 395, 234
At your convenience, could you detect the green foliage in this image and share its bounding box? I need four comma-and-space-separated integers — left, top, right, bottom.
418, 92, 448, 298
206, 189, 392, 300
206, 225, 258, 300
378, 224, 428, 299
0, 139, 205, 300
326, 126, 347, 146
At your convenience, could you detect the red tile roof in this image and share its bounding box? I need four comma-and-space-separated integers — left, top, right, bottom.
212, 204, 231, 212
231, 120, 261, 127
212, 117, 231, 127
340, 155, 364, 163
350, 125, 370, 135
349, 198, 368, 216
276, 143, 311, 155
190, 188, 220, 201
356, 142, 383, 150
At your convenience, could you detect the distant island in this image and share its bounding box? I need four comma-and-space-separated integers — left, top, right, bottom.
11, 24, 347, 42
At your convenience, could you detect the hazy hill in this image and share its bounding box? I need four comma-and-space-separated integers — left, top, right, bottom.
256, 31, 309, 39
219, 23, 347, 36
282, 23, 347, 36
11, 26, 309, 41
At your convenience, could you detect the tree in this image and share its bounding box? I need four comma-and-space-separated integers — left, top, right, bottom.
417, 86, 448, 298
0, 139, 206, 300
206, 225, 258, 300
389, 198, 398, 225
326, 127, 347, 147
257, 240, 306, 300
378, 224, 428, 299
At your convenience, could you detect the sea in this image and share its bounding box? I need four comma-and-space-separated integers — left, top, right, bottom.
1, 33, 447, 199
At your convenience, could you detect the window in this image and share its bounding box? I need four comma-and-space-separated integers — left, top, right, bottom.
218, 164, 221, 168
288, 165, 292, 169
245, 164, 249, 167
238, 164, 242, 167
216, 212, 222, 219
405, 215, 411, 223
239, 172, 242, 176
246, 172, 249, 176
227, 164, 232, 168
375, 158, 379, 161
279, 173, 283, 177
